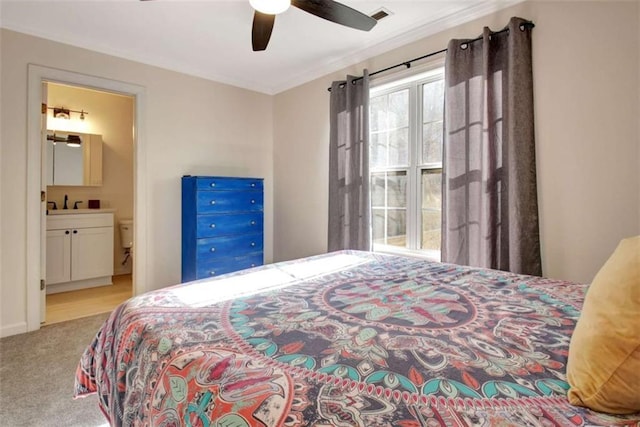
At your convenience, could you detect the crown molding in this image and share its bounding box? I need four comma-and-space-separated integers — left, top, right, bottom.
269, 0, 525, 94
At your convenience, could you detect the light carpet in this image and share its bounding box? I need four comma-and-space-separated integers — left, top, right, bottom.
0, 313, 110, 426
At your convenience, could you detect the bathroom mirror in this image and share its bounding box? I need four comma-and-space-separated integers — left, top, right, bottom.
46, 131, 103, 186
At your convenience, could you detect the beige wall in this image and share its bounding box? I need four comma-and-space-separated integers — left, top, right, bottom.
46, 83, 135, 275
1, 0, 639, 336
0, 29, 274, 336
274, 0, 640, 284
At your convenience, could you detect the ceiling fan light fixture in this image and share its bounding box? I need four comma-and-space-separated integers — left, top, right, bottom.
250, 0, 290, 15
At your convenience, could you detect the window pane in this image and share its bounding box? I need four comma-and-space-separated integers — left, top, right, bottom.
386, 209, 406, 247
387, 171, 407, 208
422, 121, 443, 164
370, 132, 387, 169
370, 95, 386, 132
422, 80, 444, 165
370, 173, 386, 206
369, 89, 409, 169
370, 171, 407, 247
421, 169, 442, 251
389, 127, 409, 166
423, 80, 444, 122
372, 208, 386, 244
388, 90, 409, 128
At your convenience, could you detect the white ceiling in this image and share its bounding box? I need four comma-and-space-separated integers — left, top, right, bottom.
0, 0, 520, 94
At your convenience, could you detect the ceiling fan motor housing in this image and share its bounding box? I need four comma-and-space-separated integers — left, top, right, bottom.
251, 0, 377, 51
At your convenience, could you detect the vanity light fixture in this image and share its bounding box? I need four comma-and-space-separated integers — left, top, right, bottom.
46, 133, 66, 145
66, 135, 82, 147
53, 107, 70, 119
47, 132, 82, 148
49, 106, 89, 121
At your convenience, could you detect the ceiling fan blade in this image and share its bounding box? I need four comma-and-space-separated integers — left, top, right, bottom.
291, 0, 376, 31
252, 11, 275, 51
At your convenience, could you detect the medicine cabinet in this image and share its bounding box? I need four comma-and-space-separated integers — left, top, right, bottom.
46, 132, 103, 186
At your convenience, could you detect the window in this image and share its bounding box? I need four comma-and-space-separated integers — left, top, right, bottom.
369, 66, 444, 259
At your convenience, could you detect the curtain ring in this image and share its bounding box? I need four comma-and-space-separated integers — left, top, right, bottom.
460, 43, 468, 50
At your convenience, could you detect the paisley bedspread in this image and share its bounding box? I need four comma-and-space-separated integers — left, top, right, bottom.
75, 251, 640, 426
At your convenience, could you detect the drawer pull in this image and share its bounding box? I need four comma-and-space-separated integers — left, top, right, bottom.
251, 263, 256, 267
210, 223, 216, 228
251, 200, 256, 204
250, 220, 256, 225
210, 183, 216, 187
251, 183, 256, 187
210, 247, 216, 252
251, 242, 256, 247
209, 271, 216, 276
210, 200, 216, 205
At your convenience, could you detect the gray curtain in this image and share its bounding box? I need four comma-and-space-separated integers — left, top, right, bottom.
442, 17, 541, 276
328, 71, 371, 252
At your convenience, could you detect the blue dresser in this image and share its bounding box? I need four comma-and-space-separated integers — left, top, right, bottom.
181, 175, 264, 282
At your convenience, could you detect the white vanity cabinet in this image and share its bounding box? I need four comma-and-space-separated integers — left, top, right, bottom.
46, 212, 114, 294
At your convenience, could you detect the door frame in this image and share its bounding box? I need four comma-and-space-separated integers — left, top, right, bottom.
26, 64, 148, 332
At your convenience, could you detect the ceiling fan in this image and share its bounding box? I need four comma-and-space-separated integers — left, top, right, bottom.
250, 0, 377, 51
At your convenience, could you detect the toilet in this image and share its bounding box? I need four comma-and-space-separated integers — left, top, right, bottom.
119, 219, 134, 265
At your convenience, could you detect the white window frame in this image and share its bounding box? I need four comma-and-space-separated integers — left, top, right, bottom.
369, 59, 445, 261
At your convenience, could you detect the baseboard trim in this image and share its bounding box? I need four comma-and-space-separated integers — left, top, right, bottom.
1, 321, 28, 338
46, 276, 113, 294
114, 267, 132, 276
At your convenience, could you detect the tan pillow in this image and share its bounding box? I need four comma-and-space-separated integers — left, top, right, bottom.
567, 235, 640, 414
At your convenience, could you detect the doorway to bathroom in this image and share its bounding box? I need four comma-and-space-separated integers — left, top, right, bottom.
42, 82, 135, 323
43, 82, 135, 324
26, 65, 148, 333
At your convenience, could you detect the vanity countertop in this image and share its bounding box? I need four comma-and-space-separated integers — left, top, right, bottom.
48, 208, 116, 215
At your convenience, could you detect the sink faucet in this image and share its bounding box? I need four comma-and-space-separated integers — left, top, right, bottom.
47, 201, 57, 210
63, 194, 69, 210
73, 201, 83, 210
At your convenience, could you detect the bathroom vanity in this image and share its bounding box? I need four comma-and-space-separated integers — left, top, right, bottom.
46, 210, 114, 294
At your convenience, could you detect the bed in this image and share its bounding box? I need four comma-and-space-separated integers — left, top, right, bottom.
75, 250, 640, 426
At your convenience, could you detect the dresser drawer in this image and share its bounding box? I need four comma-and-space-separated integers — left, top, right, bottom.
196, 212, 263, 238
196, 233, 263, 259
196, 252, 263, 279
196, 177, 263, 192
196, 191, 263, 214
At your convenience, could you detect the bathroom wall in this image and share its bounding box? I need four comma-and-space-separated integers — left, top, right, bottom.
46, 83, 134, 275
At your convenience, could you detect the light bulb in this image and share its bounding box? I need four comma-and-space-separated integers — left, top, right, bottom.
249, 0, 290, 15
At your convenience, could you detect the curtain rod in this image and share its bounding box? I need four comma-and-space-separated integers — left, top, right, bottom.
327, 21, 535, 92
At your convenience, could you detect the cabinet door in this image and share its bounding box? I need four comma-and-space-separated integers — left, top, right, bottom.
71, 227, 114, 281
83, 134, 103, 186
46, 229, 71, 285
